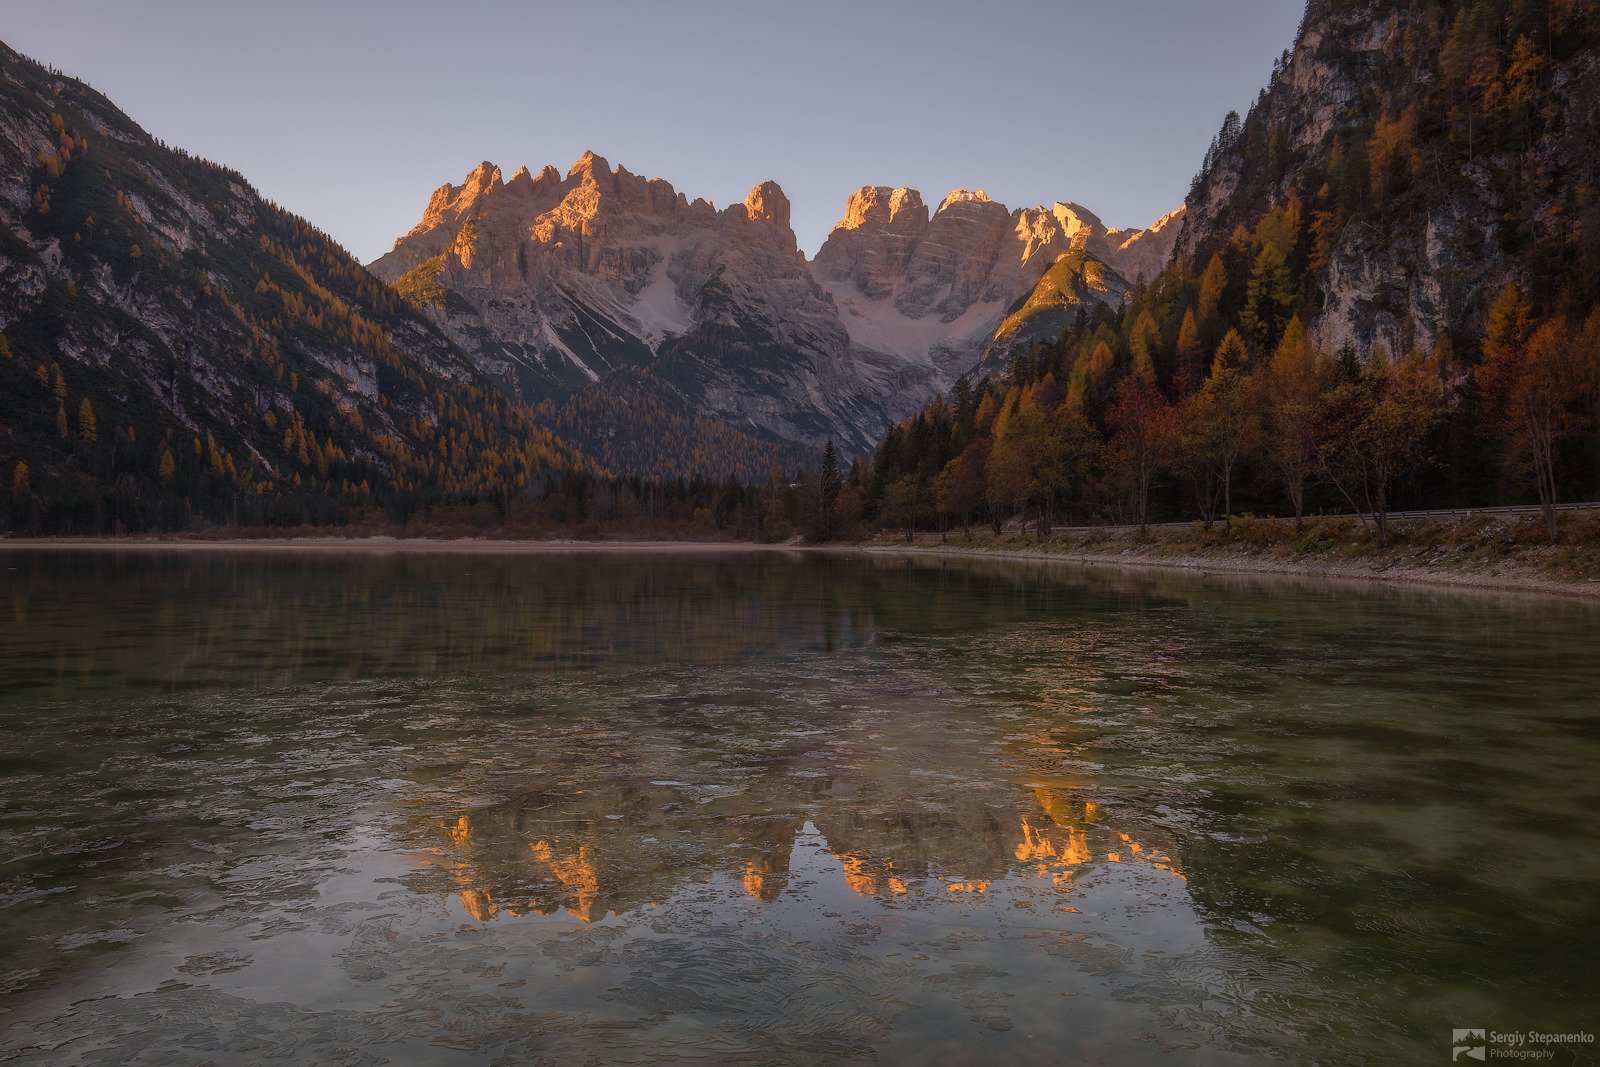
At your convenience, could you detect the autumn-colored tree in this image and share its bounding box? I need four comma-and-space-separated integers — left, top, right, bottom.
1322, 346, 1447, 547
55, 401, 69, 441
10, 461, 29, 503
1482, 283, 1533, 369
879, 475, 927, 543
1196, 253, 1228, 338
1175, 309, 1204, 396
1177, 393, 1224, 529
1368, 105, 1419, 198
1039, 398, 1101, 536
77, 398, 97, 446
986, 392, 1041, 536
1240, 243, 1295, 353
1476, 320, 1585, 542
1180, 329, 1258, 527
934, 441, 987, 541
158, 448, 176, 486
1128, 311, 1161, 379
1261, 318, 1333, 530
1105, 369, 1178, 536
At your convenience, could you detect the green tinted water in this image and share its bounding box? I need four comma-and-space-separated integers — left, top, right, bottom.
0, 549, 1596, 1064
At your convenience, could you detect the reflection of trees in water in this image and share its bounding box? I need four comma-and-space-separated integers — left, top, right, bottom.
10, 551, 1597, 701
4, 551, 1215, 695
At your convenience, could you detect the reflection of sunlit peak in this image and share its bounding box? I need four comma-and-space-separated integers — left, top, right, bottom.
1084, 800, 1100, 822
742, 864, 765, 899
945, 880, 990, 894
448, 815, 472, 847
1015, 817, 1059, 861
524, 838, 604, 922
460, 887, 496, 922
839, 854, 879, 897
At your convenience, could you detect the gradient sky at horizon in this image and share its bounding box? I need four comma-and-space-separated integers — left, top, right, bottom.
1, 0, 1304, 261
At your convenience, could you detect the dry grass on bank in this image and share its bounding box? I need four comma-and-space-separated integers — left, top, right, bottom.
866, 512, 1600, 589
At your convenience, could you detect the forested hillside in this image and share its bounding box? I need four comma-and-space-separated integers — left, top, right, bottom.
854, 0, 1600, 546
0, 41, 589, 534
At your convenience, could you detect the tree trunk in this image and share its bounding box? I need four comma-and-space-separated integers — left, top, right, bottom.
1534, 428, 1559, 544
1222, 464, 1232, 530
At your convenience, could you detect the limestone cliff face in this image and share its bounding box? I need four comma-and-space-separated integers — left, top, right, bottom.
1102, 206, 1186, 286
813, 188, 1180, 380
1175, 0, 1600, 360
373, 154, 1181, 453
371, 152, 880, 448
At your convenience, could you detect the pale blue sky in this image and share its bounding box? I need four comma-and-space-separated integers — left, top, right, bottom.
1, 0, 1304, 260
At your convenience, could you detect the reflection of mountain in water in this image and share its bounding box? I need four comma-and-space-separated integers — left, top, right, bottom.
415, 779, 1186, 924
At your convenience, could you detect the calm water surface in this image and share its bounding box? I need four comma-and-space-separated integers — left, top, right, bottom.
0, 549, 1598, 1064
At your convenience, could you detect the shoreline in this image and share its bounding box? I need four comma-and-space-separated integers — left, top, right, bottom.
3, 532, 1599, 601
856, 540, 1600, 602
0, 536, 800, 556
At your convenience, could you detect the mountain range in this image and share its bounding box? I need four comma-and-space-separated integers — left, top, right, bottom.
368, 155, 1180, 464
860, 0, 1600, 543
0, 39, 593, 533
25, 0, 1569, 534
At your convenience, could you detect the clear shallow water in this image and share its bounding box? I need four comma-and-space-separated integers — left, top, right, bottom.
0, 549, 1597, 1064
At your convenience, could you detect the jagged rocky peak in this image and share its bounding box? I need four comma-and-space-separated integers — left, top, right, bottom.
465, 160, 503, 192
567, 149, 611, 180
935, 188, 1001, 213
1103, 204, 1186, 284
835, 186, 930, 231
817, 184, 1113, 329
743, 180, 791, 228
369, 152, 866, 449
406, 152, 696, 240
370, 150, 1182, 458
1046, 200, 1104, 239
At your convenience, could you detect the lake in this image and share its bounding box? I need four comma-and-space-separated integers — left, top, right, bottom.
1, 548, 1597, 1064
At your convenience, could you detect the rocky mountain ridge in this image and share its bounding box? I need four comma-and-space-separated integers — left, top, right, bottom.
370, 153, 1182, 455
1176, 0, 1600, 360
0, 39, 585, 532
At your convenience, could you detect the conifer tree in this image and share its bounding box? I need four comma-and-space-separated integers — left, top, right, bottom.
1175, 309, 1204, 396
77, 398, 97, 445
819, 439, 841, 540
